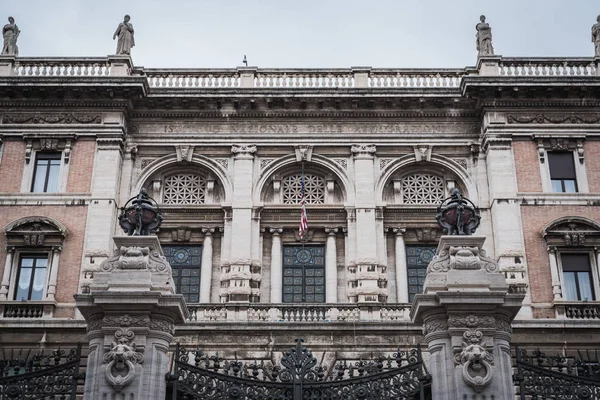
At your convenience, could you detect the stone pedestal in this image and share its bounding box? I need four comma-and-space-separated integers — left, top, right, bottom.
75, 236, 188, 400
411, 236, 524, 400
477, 55, 502, 76
0, 55, 15, 76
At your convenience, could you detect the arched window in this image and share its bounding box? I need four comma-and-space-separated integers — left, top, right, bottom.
282, 174, 325, 205
400, 174, 445, 205
163, 174, 207, 205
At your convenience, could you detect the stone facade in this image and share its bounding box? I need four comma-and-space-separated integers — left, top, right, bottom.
0, 52, 599, 397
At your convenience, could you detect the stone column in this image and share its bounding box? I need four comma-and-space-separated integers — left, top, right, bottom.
0, 247, 15, 300
45, 246, 62, 302
411, 236, 524, 400
547, 246, 563, 300
200, 228, 214, 303
393, 228, 408, 303
269, 228, 283, 303
351, 145, 380, 303
227, 145, 256, 302
325, 228, 338, 303
75, 236, 188, 400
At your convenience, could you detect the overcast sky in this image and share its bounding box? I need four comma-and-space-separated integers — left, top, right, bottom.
3, 0, 599, 68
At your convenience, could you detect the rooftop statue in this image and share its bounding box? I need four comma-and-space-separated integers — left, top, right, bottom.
593, 15, 600, 57
476, 15, 494, 57
113, 15, 134, 55
2, 16, 20, 56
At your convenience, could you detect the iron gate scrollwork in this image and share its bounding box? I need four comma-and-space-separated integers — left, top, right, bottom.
514, 345, 600, 399
0, 345, 83, 400
167, 338, 431, 400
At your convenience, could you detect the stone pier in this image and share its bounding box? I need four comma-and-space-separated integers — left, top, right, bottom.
75, 236, 188, 400
411, 236, 524, 400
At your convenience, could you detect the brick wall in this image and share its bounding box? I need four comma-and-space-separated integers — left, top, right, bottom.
0, 140, 26, 192
66, 139, 96, 193
586, 141, 600, 193
521, 205, 600, 307
513, 140, 542, 192
0, 205, 88, 304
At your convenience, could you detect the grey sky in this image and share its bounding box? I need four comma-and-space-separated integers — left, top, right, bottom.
3, 0, 599, 68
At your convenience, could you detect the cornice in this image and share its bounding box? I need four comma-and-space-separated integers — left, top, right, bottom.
131, 110, 479, 119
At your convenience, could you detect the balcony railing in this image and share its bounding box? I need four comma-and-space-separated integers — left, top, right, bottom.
555, 302, 600, 320
2, 57, 597, 89
186, 303, 412, 323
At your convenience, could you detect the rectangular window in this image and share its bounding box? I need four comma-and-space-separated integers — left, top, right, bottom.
561, 253, 594, 301
405, 246, 436, 302
14, 254, 48, 301
163, 245, 202, 303
282, 245, 325, 303
31, 152, 61, 193
548, 152, 577, 193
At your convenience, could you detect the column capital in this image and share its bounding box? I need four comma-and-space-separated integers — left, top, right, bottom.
546, 245, 557, 253
51, 245, 63, 253
269, 228, 283, 235
351, 144, 376, 158
231, 144, 257, 158
5, 246, 15, 254
325, 227, 339, 236
202, 228, 216, 236
342, 227, 348, 235
388, 227, 406, 236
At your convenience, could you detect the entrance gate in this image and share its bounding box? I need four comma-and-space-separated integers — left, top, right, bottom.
0, 345, 83, 399
513, 346, 600, 399
168, 338, 430, 400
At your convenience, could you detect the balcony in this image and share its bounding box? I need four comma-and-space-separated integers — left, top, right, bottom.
186, 303, 411, 323
555, 301, 600, 320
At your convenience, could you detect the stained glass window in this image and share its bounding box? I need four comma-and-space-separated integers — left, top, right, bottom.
282, 245, 325, 303
163, 245, 202, 303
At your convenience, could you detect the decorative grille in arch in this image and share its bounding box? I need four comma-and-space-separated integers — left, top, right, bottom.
163, 174, 207, 205
401, 174, 445, 205
282, 174, 325, 204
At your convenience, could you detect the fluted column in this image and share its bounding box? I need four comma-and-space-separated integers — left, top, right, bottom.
0, 247, 15, 300
393, 228, 408, 303
46, 246, 62, 302
270, 228, 283, 303
200, 228, 215, 303
325, 228, 339, 303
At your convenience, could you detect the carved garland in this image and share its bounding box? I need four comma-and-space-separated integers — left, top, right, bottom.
3, 113, 102, 124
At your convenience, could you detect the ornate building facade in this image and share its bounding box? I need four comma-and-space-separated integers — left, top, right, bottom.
0, 48, 599, 397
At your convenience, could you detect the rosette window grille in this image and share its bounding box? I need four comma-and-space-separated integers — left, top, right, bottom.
401, 174, 445, 205
282, 174, 325, 205
163, 174, 207, 205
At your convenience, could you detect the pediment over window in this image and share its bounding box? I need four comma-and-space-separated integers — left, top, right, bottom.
4, 216, 67, 247
542, 217, 600, 247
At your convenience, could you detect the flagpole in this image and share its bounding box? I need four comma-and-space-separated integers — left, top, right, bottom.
301, 161, 305, 251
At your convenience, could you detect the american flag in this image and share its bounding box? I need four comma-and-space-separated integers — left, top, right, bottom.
299, 171, 308, 239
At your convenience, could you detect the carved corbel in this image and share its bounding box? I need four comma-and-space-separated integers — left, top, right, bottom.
39, 138, 59, 151
470, 143, 480, 164
537, 139, 545, 163
64, 139, 72, 164
576, 139, 585, 164
171, 228, 192, 242
413, 145, 432, 162
25, 139, 33, 163
295, 145, 313, 162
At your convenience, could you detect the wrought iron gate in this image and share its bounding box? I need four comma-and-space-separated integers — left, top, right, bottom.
167, 338, 430, 400
0, 345, 83, 399
513, 346, 600, 399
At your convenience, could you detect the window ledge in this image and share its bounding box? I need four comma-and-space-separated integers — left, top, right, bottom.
0, 300, 56, 319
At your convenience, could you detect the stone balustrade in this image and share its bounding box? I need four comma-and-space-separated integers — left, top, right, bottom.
498, 57, 597, 77
186, 303, 412, 322
555, 301, 600, 319
3, 56, 598, 84
0, 301, 54, 318
13, 57, 111, 77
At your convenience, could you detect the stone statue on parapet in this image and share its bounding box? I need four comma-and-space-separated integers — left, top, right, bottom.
476, 15, 494, 57
592, 15, 600, 57
113, 15, 135, 55
2, 16, 20, 56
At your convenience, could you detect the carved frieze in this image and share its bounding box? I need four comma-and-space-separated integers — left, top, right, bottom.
423, 317, 448, 335
103, 314, 151, 328
3, 113, 102, 124
231, 144, 257, 154
427, 246, 499, 273
149, 318, 175, 334
507, 113, 600, 124
351, 144, 376, 156
99, 246, 171, 275
448, 314, 495, 329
